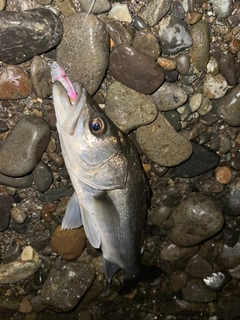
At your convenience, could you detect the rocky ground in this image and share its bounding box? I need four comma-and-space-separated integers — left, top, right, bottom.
1, 0, 240, 319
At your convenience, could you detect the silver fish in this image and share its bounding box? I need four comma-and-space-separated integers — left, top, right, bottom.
52, 74, 161, 292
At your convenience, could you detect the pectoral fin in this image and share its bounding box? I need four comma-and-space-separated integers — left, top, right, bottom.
104, 259, 120, 282
62, 192, 82, 230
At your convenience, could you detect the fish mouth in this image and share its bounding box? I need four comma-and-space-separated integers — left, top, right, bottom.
52, 81, 86, 136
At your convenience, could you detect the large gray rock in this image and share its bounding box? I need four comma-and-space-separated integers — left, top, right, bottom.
0, 8, 63, 64
41, 262, 95, 312
0, 116, 50, 177
141, 0, 171, 27
57, 12, 109, 96
168, 194, 224, 247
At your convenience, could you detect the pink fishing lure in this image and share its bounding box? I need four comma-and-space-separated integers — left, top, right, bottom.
51, 61, 77, 104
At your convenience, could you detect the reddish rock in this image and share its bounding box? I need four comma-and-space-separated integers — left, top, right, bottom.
0, 65, 32, 99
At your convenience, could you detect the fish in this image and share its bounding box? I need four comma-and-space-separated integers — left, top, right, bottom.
51, 61, 161, 293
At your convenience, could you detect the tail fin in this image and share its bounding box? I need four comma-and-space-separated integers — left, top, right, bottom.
118, 264, 163, 295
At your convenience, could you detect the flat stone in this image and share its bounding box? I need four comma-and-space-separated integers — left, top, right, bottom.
0, 173, 33, 188
182, 279, 217, 303
151, 82, 188, 111
105, 81, 157, 133
21, 246, 39, 263
190, 20, 210, 70
219, 53, 238, 86
203, 73, 228, 99
216, 239, 240, 269
175, 53, 190, 75
0, 260, 41, 284
0, 8, 62, 64
132, 28, 161, 60
79, 0, 111, 14
213, 84, 240, 126
211, 0, 232, 18
106, 20, 134, 46
0, 116, 50, 177
57, 12, 109, 96
160, 243, 199, 262
109, 44, 164, 95
30, 56, 52, 99
32, 161, 53, 193
173, 142, 220, 178
0, 191, 12, 232
168, 193, 224, 247
55, 0, 76, 16
185, 254, 212, 278
221, 177, 240, 216
158, 15, 193, 55
41, 262, 95, 311
50, 226, 86, 260
136, 112, 192, 166
108, 3, 131, 23
141, 0, 171, 27
0, 65, 32, 100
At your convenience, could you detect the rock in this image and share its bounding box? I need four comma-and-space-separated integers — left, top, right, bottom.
157, 57, 176, 70
219, 53, 238, 86
182, 279, 217, 303
0, 260, 41, 284
109, 44, 164, 95
185, 254, 212, 278
79, 0, 111, 14
57, 12, 109, 96
228, 263, 240, 279
160, 243, 199, 262
213, 84, 240, 126
158, 15, 193, 55
171, 1, 185, 20
0, 120, 8, 133
0, 8, 62, 64
0, 116, 50, 177
211, 0, 232, 18
169, 271, 187, 292
203, 73, 228, 99
221, 177, 240, 216
203, 271, 231, 291
0, 65, 32, 100
190, 20, 210, 70
168, 193, 224, 247
0, 296, 20, 311
0, 0, 6, 11
175, 53, 190, 75
55, 0, 76, 16
141, 0, 171, 27
151, 82, 188, 111
136, 112, 193, 166
0, 190, 12, 232
32, 161, 54, 193
132, 28, 160, 60
134, 16, 149, 30
21, 246, 39, 263
215, 166, 232, 184
50, 225, 86, 260
35, 0, 52, 4
180, 122, 208, 141
106, 20, 134, 46
173, 142, 220, 178
30, 56, 52, 99
105, 81, 157, 133
216, 239, 240, 269
151, 204, 172, 226
164, 110, 181, 131
11, 207, 27, 224
0, 173, 33, 188
18, 296, 33, 314
189, 93, 202, 112
41, 262, 95, 311
108, 3, 131, 23
199, 239, 223, 261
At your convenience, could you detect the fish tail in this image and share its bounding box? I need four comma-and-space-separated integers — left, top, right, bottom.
118, 264, 163, 295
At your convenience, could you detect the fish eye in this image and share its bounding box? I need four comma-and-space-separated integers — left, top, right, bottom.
90, 117, 106, 135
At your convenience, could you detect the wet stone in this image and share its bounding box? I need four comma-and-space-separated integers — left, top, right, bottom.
0, 8, 63, 64
211, 0, 232, 18
185, 254, 212, 278
136, 112, 192, 167
213, 84, 240, 126
55, 0, 76, 16
41, 262, 95, 312
157, 57, 176, 70
173, 142, 220, 178
216, 239, 240, 269
32, 161, 53, 193
168, 193, 224, 247
106, 20, 134, 46
203, 73, 228, 99
151, 82, 188, 111
57, 12, 109, 96
134, 16, 149, 30
132, 28, 160, 60
105, 81, 157, 133
164, 110, 181, 131
0, 116, 50, 177
175, 53, 190, 75
160, 243, 199, 262
0, 65, 32, 100
141, 0, 171, 27
0, 120, 8, 133
0, 173, 33, 189
180, 122, 208, 141
0, 191, 12, 232
219, 53, 238, 86
79, 0, 111, 14
221, 177, 240, 216
203, 271, 231, 291
109, 45, 164, 95
190, 20, 210, 70
30, 56, 52, 99
11, 207, 27, 224
169, 271, 187, 292
158, 15, 193, 55
182, 279, 217, 303
50, 226, 86, 260
164, 69, 178, 83
171, 1, 185, 20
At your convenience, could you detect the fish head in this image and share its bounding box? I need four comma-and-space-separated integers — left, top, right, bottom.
52, 81, 129, 190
